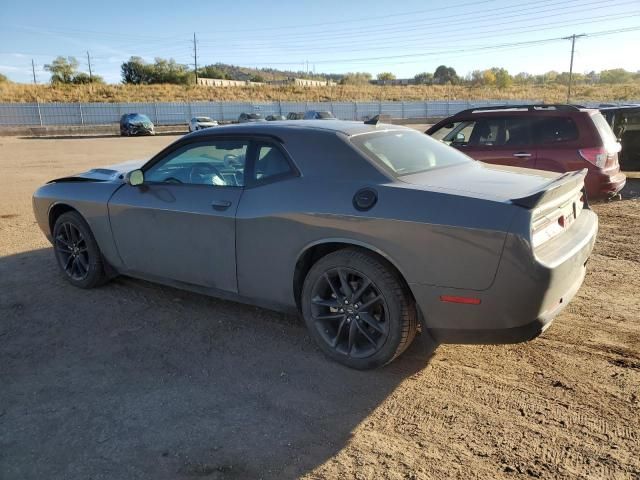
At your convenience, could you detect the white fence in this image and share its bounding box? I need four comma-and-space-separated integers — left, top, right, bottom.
0, 100, 634, 126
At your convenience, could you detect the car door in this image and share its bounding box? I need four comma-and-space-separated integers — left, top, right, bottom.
459, 116, 537, 168
107, 137, 251, 292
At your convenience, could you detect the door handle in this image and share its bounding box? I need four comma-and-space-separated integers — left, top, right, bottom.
211, 200, 232, 211
513, 152, 532, 158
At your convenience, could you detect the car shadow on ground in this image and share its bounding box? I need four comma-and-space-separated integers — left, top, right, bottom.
0, 248, 437, 480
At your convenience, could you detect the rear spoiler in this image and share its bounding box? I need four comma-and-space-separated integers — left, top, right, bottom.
510, 169, 587, 209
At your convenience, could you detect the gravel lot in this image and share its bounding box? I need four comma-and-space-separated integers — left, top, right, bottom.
1, 134, 639, 480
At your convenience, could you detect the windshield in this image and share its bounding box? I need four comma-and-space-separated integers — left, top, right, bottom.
351, 130, 472, 176
196, 116, 213, 122
317, 111, 335, 119
248, 113, 263, 119
127, 114, 151, 123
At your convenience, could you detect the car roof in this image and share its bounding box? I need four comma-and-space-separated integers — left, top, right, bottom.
187, 120, 410, 139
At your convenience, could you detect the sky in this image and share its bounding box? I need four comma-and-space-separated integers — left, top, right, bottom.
0, 0, 639, 84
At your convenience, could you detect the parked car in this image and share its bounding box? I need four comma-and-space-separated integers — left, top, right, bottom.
266, 114, 286, 121
599, 105, 640, 171
304, 110, 336, 120
119, 113, 155, 136
189, 116, 218, 132
426, 104, 626, 199
238, 113, 266, 123
286, 112, 304, 120
33, 120, 597, 369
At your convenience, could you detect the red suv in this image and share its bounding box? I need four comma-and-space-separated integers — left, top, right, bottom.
426, 105, 626, 199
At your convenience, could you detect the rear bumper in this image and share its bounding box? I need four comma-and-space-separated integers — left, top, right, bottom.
586, 170, 626, 198
410, 209, 598, 344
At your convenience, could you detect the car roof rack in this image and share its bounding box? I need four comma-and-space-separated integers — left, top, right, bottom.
456, 104, 586, 115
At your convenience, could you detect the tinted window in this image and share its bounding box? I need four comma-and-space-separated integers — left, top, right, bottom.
127, 114, 151, 123
591, 112, 618, 144
145, 140, 248, 187
254, 144, 293, 181
534, 117, 578, 143
351, 130, 471, 176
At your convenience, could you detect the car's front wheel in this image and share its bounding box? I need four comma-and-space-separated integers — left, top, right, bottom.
52, 211, 108, 289
301, 248, 418, 369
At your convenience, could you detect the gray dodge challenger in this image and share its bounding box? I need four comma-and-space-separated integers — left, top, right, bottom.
33, 120, 598, 369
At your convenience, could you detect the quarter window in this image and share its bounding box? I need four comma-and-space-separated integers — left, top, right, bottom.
145, 140, 248, 187
254, 144, 293, 180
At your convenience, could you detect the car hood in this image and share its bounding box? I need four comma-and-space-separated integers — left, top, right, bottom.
399, 161, 561, 202
48, 159, 147, 183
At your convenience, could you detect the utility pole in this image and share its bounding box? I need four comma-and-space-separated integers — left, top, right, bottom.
564, 33, 586, 103
86, 51, 93, 82
193, 32, 198, 85
31, 59, 37, 84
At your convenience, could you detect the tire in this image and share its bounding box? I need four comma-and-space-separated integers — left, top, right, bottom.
52, 211, 109, 289
301, 248, 418, 369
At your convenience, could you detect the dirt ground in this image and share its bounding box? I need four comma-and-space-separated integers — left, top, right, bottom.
0, 134, 638, 480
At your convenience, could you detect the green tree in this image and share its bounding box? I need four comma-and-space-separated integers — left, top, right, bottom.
433, 65, 459, 85
377, 72, 396, 81
198, 65, 230, 80
340, 72, 372, 85
250, 74, 265, 83
45, 56, 79, 84
72, 72, 104, 84
121, 57, 151, 84
0, 73, 8, 83
492, 68, 512, 88
413, 72, 433, 85
599, 69, 633, 84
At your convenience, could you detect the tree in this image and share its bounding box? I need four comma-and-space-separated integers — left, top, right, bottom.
250, 74, 265, 83
0, 73, 8, 83
72, 72, 104, 84
599, 69, 633, 84
45, 56, 79, 84
198, 65, 230, 80
482, 70, 496, 86
513, 72, 533, 85
377, 72, 396, 81
121, 57, 151, 84
433, 65, 459, 85
340, 72, 372, 85
493, 68, 512, 88
414, 72, 433, 85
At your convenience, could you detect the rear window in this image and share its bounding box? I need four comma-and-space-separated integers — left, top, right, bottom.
591, 112, 618, 144
351, 130, 471, 176
317, 111, 335, 119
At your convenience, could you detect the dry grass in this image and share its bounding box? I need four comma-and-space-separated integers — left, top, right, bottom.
1, 82, 639, 103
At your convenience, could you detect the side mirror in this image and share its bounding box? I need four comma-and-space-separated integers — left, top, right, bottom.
455, 132, 466, 142
127, 169, 144, 186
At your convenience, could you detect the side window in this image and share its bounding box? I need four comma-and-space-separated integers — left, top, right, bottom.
434, 121, 475, 145
503, 117, 532, 146
468, 119, 503, 146
534, 117, 579, 143
254, 144, 293, 181
145, 140, 248, 187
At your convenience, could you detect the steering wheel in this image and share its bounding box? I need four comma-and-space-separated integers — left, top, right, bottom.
224, 153, 244, 169
189, 164, 225, 186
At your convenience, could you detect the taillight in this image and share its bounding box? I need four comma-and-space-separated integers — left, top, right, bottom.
578, 147, 606, 168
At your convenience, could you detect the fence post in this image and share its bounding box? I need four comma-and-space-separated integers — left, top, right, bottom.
401, 101, 405, 120
79, 103, 84, 126
425, 101, 428, 120
353, 102, 357, 121
36, 100, 43, 126
154, 103, 159, 124
278, 100, 282, 116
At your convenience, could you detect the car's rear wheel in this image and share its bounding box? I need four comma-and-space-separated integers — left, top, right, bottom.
53, 211, 108, 289
301, 248, 418, 369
